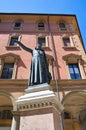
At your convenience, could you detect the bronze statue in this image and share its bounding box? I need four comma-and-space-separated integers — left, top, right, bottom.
16, 41, 52, 86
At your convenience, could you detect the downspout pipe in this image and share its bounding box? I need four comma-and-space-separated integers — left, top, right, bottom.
47, 15, 60, 100
47, 15, 65, 130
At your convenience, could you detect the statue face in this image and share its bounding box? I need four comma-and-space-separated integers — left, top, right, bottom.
35, 44, 41, 50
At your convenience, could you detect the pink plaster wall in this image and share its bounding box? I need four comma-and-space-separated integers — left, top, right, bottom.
0, 16, 85, 80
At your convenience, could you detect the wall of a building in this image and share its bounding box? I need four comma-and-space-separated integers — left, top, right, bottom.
0, 13, 86, 130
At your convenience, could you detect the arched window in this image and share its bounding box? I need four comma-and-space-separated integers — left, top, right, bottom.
13, 20, 23, 30
38, 22, 45, 30
59, 22, 66, 31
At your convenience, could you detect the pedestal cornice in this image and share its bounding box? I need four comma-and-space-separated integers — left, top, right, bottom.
17, 84, 64, 112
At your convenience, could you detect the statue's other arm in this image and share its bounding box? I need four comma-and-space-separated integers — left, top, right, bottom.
16, 41, 33, 53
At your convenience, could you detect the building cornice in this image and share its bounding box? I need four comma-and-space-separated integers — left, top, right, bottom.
0, 12, 76, 17
0, 78, 86, 86
0, 79, 86, 91
51, 79, 86, 91
50, 79, 86, 86
0, 79, 28, 85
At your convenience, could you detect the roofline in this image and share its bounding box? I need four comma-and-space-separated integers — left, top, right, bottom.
0, 12, 76, 17
74, 15, 85, 52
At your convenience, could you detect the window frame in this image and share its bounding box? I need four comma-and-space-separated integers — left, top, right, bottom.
13, 20, 22, 30
64, 112, 71, 119
62, 35, 74, 48
37, 35, 49, 48
1, 63, 14, 79
68, 63, 81, 80
7, 33, 21, 47
38, 21, 45, 30
62, 37, 71, 47
0, 108, 13, 126
9, 37, 18, 46
0, 110, 12, 120
62, 54, 86, 79
0, 53, 19, 79
38, 37, 46, 47
59, 22, 67, 31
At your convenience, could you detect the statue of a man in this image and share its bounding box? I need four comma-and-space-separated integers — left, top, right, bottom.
16, 41, 52, 86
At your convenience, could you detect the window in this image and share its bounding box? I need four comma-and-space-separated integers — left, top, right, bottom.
59, 22, 66, 31
63, 37, 71, 47
1, 63, 14, 79
0, 110, 12, 119
7, 33, 21, 47
63, 54, 85, 79
64, 112, 71, 119
14, 21, 21, 30
38, 37, 46, 46
0, 53, 19, 79
68, 64, 81, 79
0, 109, 13, 126
9, 37, 18, 46
38, 22, 45, 30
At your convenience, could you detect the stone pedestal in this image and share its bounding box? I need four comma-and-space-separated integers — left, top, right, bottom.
17, 83, 64, 130
11, 111, 20, 130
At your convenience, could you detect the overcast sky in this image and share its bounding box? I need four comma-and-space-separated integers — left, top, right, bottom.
0, 0, 86, 49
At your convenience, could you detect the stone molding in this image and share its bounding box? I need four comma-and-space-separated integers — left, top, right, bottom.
11, 110, 20, 116
17, 84, 64, 112
62, 53, 82, 64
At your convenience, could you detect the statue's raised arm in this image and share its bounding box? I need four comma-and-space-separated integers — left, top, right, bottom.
16, 41, 33, 53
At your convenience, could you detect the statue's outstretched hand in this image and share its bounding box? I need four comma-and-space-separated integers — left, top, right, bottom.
15, 40, 32, 53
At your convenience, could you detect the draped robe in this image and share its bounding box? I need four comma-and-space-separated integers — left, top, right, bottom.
29, 49, 51, 85
16, 41, 52, 86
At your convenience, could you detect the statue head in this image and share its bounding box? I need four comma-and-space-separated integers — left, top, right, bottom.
35, 44, 41, 50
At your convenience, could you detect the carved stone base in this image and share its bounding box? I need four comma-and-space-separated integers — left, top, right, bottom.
16, 83, 64, 130
17, 83, 63, 112
19, 107, 62, 130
